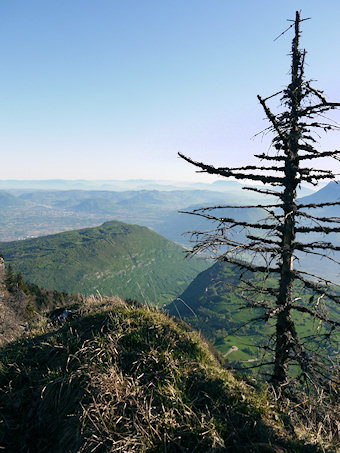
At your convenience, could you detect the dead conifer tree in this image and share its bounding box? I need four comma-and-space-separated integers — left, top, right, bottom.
179, 11, 340, 390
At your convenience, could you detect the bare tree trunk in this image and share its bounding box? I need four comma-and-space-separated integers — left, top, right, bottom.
272, 11, 301, 386
179, 10, 340, 391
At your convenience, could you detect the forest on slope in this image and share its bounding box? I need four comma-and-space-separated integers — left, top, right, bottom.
0, 220, 207, 305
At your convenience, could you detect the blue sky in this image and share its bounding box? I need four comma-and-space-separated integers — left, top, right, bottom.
1, 1, 339, 181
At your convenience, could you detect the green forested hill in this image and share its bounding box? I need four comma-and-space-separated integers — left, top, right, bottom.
167, 261, 266, 362
0, 221, 207, 305
167, 261, 340, 364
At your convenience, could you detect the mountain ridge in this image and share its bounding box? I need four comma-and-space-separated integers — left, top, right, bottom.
0, 220, 207, 305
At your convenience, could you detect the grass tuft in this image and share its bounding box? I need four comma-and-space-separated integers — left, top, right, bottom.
0, 296, 326, 452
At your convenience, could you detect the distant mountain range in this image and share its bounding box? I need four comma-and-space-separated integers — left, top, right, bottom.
0, 221, 207, 305
0, 178, 316, 242
0, 180, 337, 281
0, 186, 266, 241
0, 178, 316, 194
299, 181, 340, 206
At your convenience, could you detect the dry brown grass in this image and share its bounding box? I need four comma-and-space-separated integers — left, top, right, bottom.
275, 385, 340, 452
0, 296, 328, 452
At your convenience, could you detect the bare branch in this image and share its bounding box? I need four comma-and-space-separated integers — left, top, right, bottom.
294, 240, 340, 251
181, 211, 280, 231
296, 210, 340, 224
257, 95, 288, 143
178, 152, 284, 183
298, 150, 340, 161
254, 153, 286, 161
219, 256, 280, 275
295, 225, 340, 233
242, 187, 283, 197
190, 203, 281, 212
297, 201, 340, 209
299, 101, 340, 116
293, 271, 340, 305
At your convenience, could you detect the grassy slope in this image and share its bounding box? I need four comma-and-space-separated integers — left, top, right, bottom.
167, 261, 265, 362
0, 297, 318, 452
0, 221, 207, 306
167, 262, 339, 363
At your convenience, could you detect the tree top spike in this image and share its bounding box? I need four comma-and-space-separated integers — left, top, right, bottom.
274, 10, 310, 42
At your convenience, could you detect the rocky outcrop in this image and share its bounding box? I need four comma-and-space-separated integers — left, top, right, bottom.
0, 256, 6, 297
0, 258, 81, 346
0, 257, 29, 346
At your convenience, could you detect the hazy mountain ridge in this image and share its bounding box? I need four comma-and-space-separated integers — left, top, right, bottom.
0, 181, 337, 281
0, 178, 316, 194
0, 180, 316, 242
0, 187, 251, 241
295, 181, 340, 282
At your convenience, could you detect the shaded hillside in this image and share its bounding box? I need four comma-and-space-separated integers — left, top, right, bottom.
0, 296, 320, 452
0, 191, 29, 209
0, 256, 30, 345
156, 205, 265, 246
0, 221, 207, 305
167, 262, 340, 363
0, 256, 79, 346
167, 261, 267, 362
